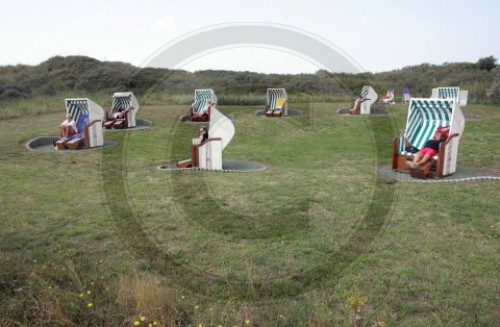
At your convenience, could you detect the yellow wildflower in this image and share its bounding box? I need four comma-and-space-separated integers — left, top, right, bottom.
87, 302, 93, 308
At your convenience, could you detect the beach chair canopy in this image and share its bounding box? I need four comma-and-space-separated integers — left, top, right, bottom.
112, 92, 139, 111
209, 107, 235, 151
192, 89, 217, 114
431, 86, 468, 107
66, 98, 103, 123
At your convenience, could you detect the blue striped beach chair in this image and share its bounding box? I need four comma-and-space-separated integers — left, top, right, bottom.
392, 98, 465, 177
191, 89, 217, 122
265, 88, 288, 117
56, 98, 104, 150
106, 92, 139, 129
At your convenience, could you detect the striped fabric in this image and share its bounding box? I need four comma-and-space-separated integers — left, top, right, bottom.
267, 88, 287, 110
112, 93, 131, 109
193, 89, 215, 114
65, 99, 89, 125
437, 87, 460, 101
399, 99, 453, 154
359, 86, 370, 99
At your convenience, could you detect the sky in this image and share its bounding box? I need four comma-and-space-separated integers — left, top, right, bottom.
1, 0, 499, 74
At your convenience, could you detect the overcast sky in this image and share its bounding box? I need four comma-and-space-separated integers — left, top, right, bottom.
1, 0, 498, 74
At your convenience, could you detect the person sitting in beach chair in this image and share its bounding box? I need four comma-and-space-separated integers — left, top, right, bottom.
104, 107, 126, 129
378, 89, 395, 104
59, 114, 78, 138
402, 87, 411, 103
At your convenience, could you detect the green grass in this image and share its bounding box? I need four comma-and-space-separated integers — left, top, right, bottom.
0, 101, 499, 326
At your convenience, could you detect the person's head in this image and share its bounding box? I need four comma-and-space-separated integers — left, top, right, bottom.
200, 126, 206, 133
433, 130, 448, 141
434, 126, 449, 141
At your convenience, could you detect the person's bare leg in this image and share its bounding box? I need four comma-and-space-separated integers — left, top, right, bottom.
60, 126, 69, 137
415, 154, 431, 166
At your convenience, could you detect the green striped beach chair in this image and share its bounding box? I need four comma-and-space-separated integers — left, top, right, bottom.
191, 89, 217, 122
106, 92, 139, 128
392, 98, 465, 177
265, 88, 288, 117
431, 87, 468, 106
57, 98, 104, 150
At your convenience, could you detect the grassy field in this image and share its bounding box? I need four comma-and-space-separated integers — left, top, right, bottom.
0, 100, 499, 326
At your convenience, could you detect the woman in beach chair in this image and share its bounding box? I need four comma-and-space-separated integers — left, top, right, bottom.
378, 89, 395, 104
392, 98, 464, 178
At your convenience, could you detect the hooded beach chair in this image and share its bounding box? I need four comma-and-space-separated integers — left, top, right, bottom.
265, 88, 288, 117
378, 89, 395, 104
191, 89, 217, 122
350, 85, 377, 115
105, 92, 139, 129
402, 87, 411, 103
56, 98, 104, 150
177, 106, 235, 170
392, 98, 465, 178
431, 87, 468, 106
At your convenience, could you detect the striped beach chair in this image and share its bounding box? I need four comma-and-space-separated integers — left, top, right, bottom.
106, 92, 139, 129
431, 87, 468, 106
57, 98, 104, 150
392, 98, 465, 177
265, 88, 288, 117
351, 85, 378, 115
191, 89, 217, 122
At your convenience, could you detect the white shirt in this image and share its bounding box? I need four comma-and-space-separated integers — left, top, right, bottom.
61, 119, 78, 133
